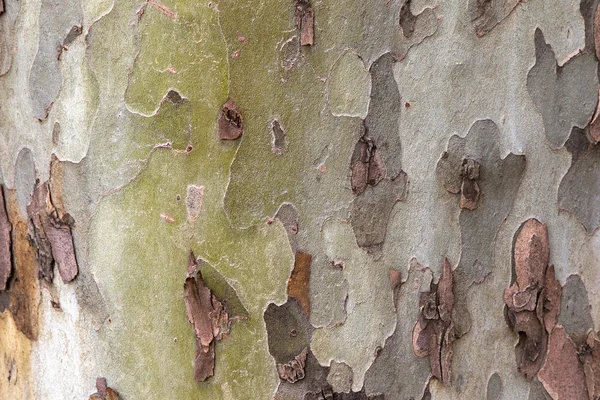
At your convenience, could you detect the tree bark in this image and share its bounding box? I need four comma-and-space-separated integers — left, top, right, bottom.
1, 0, 600, 399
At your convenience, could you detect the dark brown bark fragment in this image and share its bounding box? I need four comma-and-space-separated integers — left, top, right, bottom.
217, 100, 243, 140
412, 258, 454, 386
185, 257, 219, 381
184, 252, 236, 382
350, 128, 386, 196
0, 186, 12, 290
295, 0, 314, 46
287, 251, 312, 318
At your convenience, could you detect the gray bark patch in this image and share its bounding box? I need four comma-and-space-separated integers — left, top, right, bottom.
527, 28, 598, 149
364, 260, 431, 399
558, 275, 594, 345
486, 372, 502, 400
29, 0, 82, 120
558, 128, 600, 233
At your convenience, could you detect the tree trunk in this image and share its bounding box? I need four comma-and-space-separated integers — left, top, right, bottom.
1, 0, 600, 399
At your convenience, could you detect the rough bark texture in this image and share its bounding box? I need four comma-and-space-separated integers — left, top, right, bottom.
1, 0, 600, 399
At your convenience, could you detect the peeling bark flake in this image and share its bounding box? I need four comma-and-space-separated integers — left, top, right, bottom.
277, 347, 308, 383
504, 219, 555, 379
350, 127, 386, 196
89, 377, 121, 400
26, 181, 79, 283
412, 258, 454, 386
0, 186, 12, 290
294, 0, 314, 46
217, 100, 243, 140
184, 252, 233, 382
538, 326, 588, 400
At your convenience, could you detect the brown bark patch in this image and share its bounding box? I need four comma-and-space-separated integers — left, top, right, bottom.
217, 100, 243, 140
3, 189, 41, 341
287, 251, 311, 318
294, 0, 314, 46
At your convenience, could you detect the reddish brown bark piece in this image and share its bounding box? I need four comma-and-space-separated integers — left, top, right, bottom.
514, 219, 549, 289
295, 0, 314, 46
276, 346, 308, 383
350, 129, 387, 195
412, 258, 454, 386
89, 377, 121, 400
184, 252, 230, 382
0, 187, 12, 290
217, 100, 243, 140
504, 219, 560, 380
287, 251, 311, 318
538, 326, 588, 400
26, 182, 79, 283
